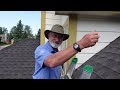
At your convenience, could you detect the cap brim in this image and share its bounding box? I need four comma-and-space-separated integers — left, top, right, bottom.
44, 30, 69, 41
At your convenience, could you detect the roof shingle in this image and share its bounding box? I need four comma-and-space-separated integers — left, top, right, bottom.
72, 36, 120, 79
0, 38, 39, 79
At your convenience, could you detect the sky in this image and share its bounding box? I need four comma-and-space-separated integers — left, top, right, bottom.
0, 11, 41, 35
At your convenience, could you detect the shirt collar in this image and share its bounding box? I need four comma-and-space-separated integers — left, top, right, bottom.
45, 41, 58, 53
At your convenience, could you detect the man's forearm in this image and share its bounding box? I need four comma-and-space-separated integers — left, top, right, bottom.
45, 45, 78, 68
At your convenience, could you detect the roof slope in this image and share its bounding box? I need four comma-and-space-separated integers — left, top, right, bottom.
72, 36, 120, 79
0, 38, 40, 79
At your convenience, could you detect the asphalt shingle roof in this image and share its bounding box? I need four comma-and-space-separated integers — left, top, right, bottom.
72, 36, 120, 79
0, 38, 39, 79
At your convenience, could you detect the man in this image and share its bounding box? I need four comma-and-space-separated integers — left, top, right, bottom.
32, 24, 99, 79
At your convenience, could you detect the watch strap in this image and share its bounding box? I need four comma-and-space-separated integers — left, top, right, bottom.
73, 43, 81, 52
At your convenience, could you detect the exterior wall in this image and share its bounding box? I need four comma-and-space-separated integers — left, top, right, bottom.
76, 15, 120, 68
45, 11, 61, 43
41, 11, 61, 44
59, 16, 69, 74
64, 15, 77, 73
41, 11, 120, 77
0, 34, 7, 42
41, 11, 69, 45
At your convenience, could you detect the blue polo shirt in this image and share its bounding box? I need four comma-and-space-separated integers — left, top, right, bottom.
32, 41, 62, 79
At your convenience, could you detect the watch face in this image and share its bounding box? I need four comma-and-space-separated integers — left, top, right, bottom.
73, 43, 81, 52
74, 44, 78, 48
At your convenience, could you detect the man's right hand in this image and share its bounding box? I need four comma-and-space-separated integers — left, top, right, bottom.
77, 31, 100, 49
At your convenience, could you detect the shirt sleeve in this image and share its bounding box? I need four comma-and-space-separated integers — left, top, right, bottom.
35, 48, 52, 68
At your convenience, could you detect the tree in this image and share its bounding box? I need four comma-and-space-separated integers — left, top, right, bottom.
35, 29, 40, 39
9, 20, 24, 43
9, 26, 17, 40
8, 20, 34, 43
15, 20, 24, 41
0, 37, 1, 43
22, 31, 28, 39
0, 27, 8, 44
24, 25, 33, 38
0, 27, 8, 34
7, 26, 16, 43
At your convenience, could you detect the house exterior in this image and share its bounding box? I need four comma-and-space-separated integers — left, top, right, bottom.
0, 34, 7, 43
41, 11, 120, 75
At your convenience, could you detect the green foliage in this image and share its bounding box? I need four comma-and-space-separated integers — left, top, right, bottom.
0, 27, 8, 44
35, 29, 40, 39
8, 20, 34, 43
24, 25, 33, 38
1, 20, 40, 44
0, 42, 7, 46
0, 27, 8, 34
0, 37, 1, 43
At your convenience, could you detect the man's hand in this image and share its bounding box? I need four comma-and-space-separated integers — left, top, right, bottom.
78, 31, 100, 49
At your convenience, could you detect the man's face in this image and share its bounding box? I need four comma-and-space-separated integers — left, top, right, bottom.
48, 32, 64, 48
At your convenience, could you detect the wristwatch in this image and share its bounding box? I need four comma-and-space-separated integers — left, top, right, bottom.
73, 43, 81, 52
